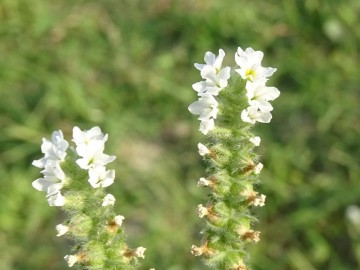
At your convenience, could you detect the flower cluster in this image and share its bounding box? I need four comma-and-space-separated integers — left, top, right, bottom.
188, 49, 231, 135
32, 127, 117, 206
72, 126, 116, 188
32, 130, 69, 206
32, 126, 146, 269
235, 47, 280, 124
189, 47, 280, 270
189, 47, 280, 134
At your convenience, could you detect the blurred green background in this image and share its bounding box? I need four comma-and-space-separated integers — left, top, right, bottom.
1, 0, 360, 269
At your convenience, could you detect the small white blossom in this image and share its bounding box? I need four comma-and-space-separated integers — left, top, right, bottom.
235, 47, 276, 82
102, 194, 116, 207
64, 254, 80, 267
199, 118, 214, 135
197, 204, 209, 218
241, 188, 266, 206
254, 163, 263, 174
195, 49, 226, 72
186, 96, 218, 134
241, 105, 272, 124
133, 247, 146, 259
237, 225, 261, 242
249, 136, 261, 146
200, 65, 231, 90
246, 81, 280, 112
32, 130, 69, 168
188, 94, 218, 121
194, 49, 230, 90
191, 245, 204, 256
88, 166, 115, 188
192, 81, 223, 96
72, 126, 108, 146
75, 142, 116, 170
197, 177, 211, 187
114, 215, 125, 227
47, 191, 65, 207
72, 126, 115, 170
56, 224, 69, 237
197, 143, 210, 156
32, 160, 65, 195
253, 194, 266, 207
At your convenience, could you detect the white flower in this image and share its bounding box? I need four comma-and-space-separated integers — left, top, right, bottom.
192, 81, 223, 96
246, 81, 280, 112
114, 215, 125, 227
197, 143, 210, 156
133, 247, 146, 259
191, 245, 204, 256
72, 126, 108, 146
241, 188, 266, 207
237, 226, 261, 242
253, 194, 266, 207
188, 94, 218, 121
197, 177, 211, 187
56, 224, 69, 237
72, 126, 115, 170
235, 47, 276, 82
199, 118, 214, 135
241, 105, 272, 124
102, 194, 116, 207
249, 136, 261, 146
32, 131, 69, 168
88, 166, 115, 188
32, 160, 65, 194
197, 204, 209, 218
64, 254, 80, 267
47, 191, 65, 207
195, 49, 226, 72
254, 163, 263, 174
200, 65, 231, 90
193, 49, 231, 95
189, 95, 218, 134
75, 142, 116, 170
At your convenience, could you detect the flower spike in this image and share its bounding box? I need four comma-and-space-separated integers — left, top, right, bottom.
189, 47, 280, 269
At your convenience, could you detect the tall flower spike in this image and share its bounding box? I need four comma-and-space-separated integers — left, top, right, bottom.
189, 47, 279, 269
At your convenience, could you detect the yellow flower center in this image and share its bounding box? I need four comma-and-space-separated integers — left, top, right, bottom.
245, 69, 255, 81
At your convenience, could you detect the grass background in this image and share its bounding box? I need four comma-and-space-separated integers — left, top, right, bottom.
1, 0, 360, 269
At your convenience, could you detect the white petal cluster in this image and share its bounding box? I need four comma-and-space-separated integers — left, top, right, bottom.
189, 49, 230, 135
32, 130, 69, 206
32, 126, 117, 206
235, 47, 280, 124
189, 47, 280, 132
235, 47, 276, 82
72, 126, 116, 188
